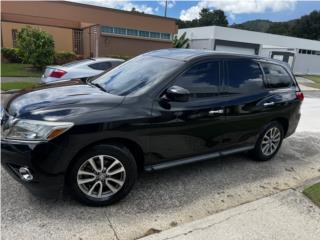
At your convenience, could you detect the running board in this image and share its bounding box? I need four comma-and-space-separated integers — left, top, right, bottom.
144, 146, 254, 172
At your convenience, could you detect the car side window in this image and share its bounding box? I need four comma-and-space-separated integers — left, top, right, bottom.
225, 59, 264, 94
260, 62, 293, 88
89, 62, 112, 71
174, 61, 220, 99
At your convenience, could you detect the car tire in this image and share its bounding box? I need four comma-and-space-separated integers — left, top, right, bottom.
251, 121, 284, 161
67, 144, 137, 206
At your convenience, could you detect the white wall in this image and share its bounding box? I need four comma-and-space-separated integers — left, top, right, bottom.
179, 26, 320, 51
189, 39, 211, 49
293, 54, 320, 75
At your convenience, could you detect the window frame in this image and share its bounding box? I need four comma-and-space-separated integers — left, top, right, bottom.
259, 61, 295, 89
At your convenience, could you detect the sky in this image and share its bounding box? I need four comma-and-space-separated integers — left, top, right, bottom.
70, 0, 320, 24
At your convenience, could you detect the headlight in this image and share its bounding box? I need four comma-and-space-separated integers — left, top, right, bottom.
2, 119, 74, 142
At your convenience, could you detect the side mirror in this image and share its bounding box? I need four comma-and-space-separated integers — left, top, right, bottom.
164, 85, 190, 102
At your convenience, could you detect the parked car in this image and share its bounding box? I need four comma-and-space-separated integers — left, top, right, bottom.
41, 58, 124, 84
1, 49, 303, 206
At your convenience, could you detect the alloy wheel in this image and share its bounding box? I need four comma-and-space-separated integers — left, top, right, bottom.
261, 127, 281, 156
77, 155, 126, 199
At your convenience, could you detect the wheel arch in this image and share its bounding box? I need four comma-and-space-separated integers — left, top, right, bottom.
271, 117, 289, 136
66, 137, 145, 177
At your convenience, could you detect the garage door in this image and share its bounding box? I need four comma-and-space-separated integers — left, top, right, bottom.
215, 45, 256, 55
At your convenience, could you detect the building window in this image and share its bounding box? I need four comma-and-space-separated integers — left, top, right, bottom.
161, 33, 171, 40
127, 29, 138, 36
101, 26, 114, 33
12, 29, 18, 48
100, 25, 171, 41
139, 31, 149, 37
72, 29, 83, 55
114, 27, 126, 35
150, 32, 160, 39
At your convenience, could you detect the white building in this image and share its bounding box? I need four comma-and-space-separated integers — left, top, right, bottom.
178, 26, 320, 75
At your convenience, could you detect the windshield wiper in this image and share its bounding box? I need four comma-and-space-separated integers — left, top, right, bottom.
88, 82, 107, 92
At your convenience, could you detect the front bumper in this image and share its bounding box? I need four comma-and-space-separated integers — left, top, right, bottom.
1, 140, 66, 198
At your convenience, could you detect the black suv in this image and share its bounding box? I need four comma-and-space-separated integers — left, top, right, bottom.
1, 49, 303, 206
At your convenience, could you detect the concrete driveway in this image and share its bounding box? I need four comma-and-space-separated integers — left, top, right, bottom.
1, 92, 320, 240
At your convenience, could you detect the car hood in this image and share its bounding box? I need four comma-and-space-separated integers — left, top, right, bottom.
4, 80, 124, 122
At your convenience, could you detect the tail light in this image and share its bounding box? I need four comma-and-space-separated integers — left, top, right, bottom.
296, 91, 304, 101
49, 69, 66, 78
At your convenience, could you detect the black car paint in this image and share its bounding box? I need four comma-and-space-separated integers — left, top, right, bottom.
1, 49, 302, 196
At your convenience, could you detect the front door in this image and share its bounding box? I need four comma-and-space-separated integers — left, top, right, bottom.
147, 60, 227, 164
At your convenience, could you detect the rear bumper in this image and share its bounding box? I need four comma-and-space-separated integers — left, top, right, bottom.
286, 111, 301, 138
1, 141, 65, 198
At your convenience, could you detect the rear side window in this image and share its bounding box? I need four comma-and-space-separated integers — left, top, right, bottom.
226, 59, 264, 93
174, 61, 220, 99
260, 63, 293, 88
89, 62, 112, 71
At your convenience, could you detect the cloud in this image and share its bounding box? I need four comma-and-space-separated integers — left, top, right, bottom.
68, 0, 155, 14
180, 0, 297, 21
158, 0, 176, 9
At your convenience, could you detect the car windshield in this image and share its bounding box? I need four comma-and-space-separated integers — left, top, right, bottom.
91, 55, 184, 96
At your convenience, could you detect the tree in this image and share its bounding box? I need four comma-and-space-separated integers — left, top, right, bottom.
173, 32, 189, 48
267, 22, 292, 36
291, 10, 320, 40
17, 26, 55, 68
198, 9, 228, 27
177, 8, 228, 29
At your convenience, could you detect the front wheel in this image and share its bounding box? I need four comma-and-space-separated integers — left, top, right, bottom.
67, 144, 137, 206
251, 122, 284, 161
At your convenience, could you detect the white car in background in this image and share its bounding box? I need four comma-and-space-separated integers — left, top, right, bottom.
41, 58, 125, 84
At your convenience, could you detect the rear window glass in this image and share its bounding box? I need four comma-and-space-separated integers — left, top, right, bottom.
89, 62, 112, 71
261, 63, 293, 88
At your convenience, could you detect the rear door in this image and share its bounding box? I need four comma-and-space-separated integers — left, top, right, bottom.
221, 58, 270, 149
258, 62, 300, 135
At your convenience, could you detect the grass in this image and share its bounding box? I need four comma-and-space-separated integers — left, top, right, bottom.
1, 63, 42, 77
1, 81, 38, 91
303, 182, 320, 207
302, 75, 320, 89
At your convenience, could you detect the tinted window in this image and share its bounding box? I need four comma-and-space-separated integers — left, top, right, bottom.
92, 56, 183, 96
226, 59, 264, 93
89, 62, 112, 71
261, 63, 293, 88
175, 61, 220, 99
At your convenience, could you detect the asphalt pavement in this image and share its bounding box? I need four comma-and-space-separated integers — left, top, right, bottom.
1, 92, 320, 240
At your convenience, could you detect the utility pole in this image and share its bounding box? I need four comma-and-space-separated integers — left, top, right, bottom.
164, 0, 168, 17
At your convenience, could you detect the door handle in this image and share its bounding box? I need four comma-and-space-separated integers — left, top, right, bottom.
209, 109, 224, 116
263, 102, 275, 107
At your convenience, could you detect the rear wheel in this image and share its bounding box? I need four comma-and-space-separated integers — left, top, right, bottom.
68, 144, 137, 206
251, 122, 284, 161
